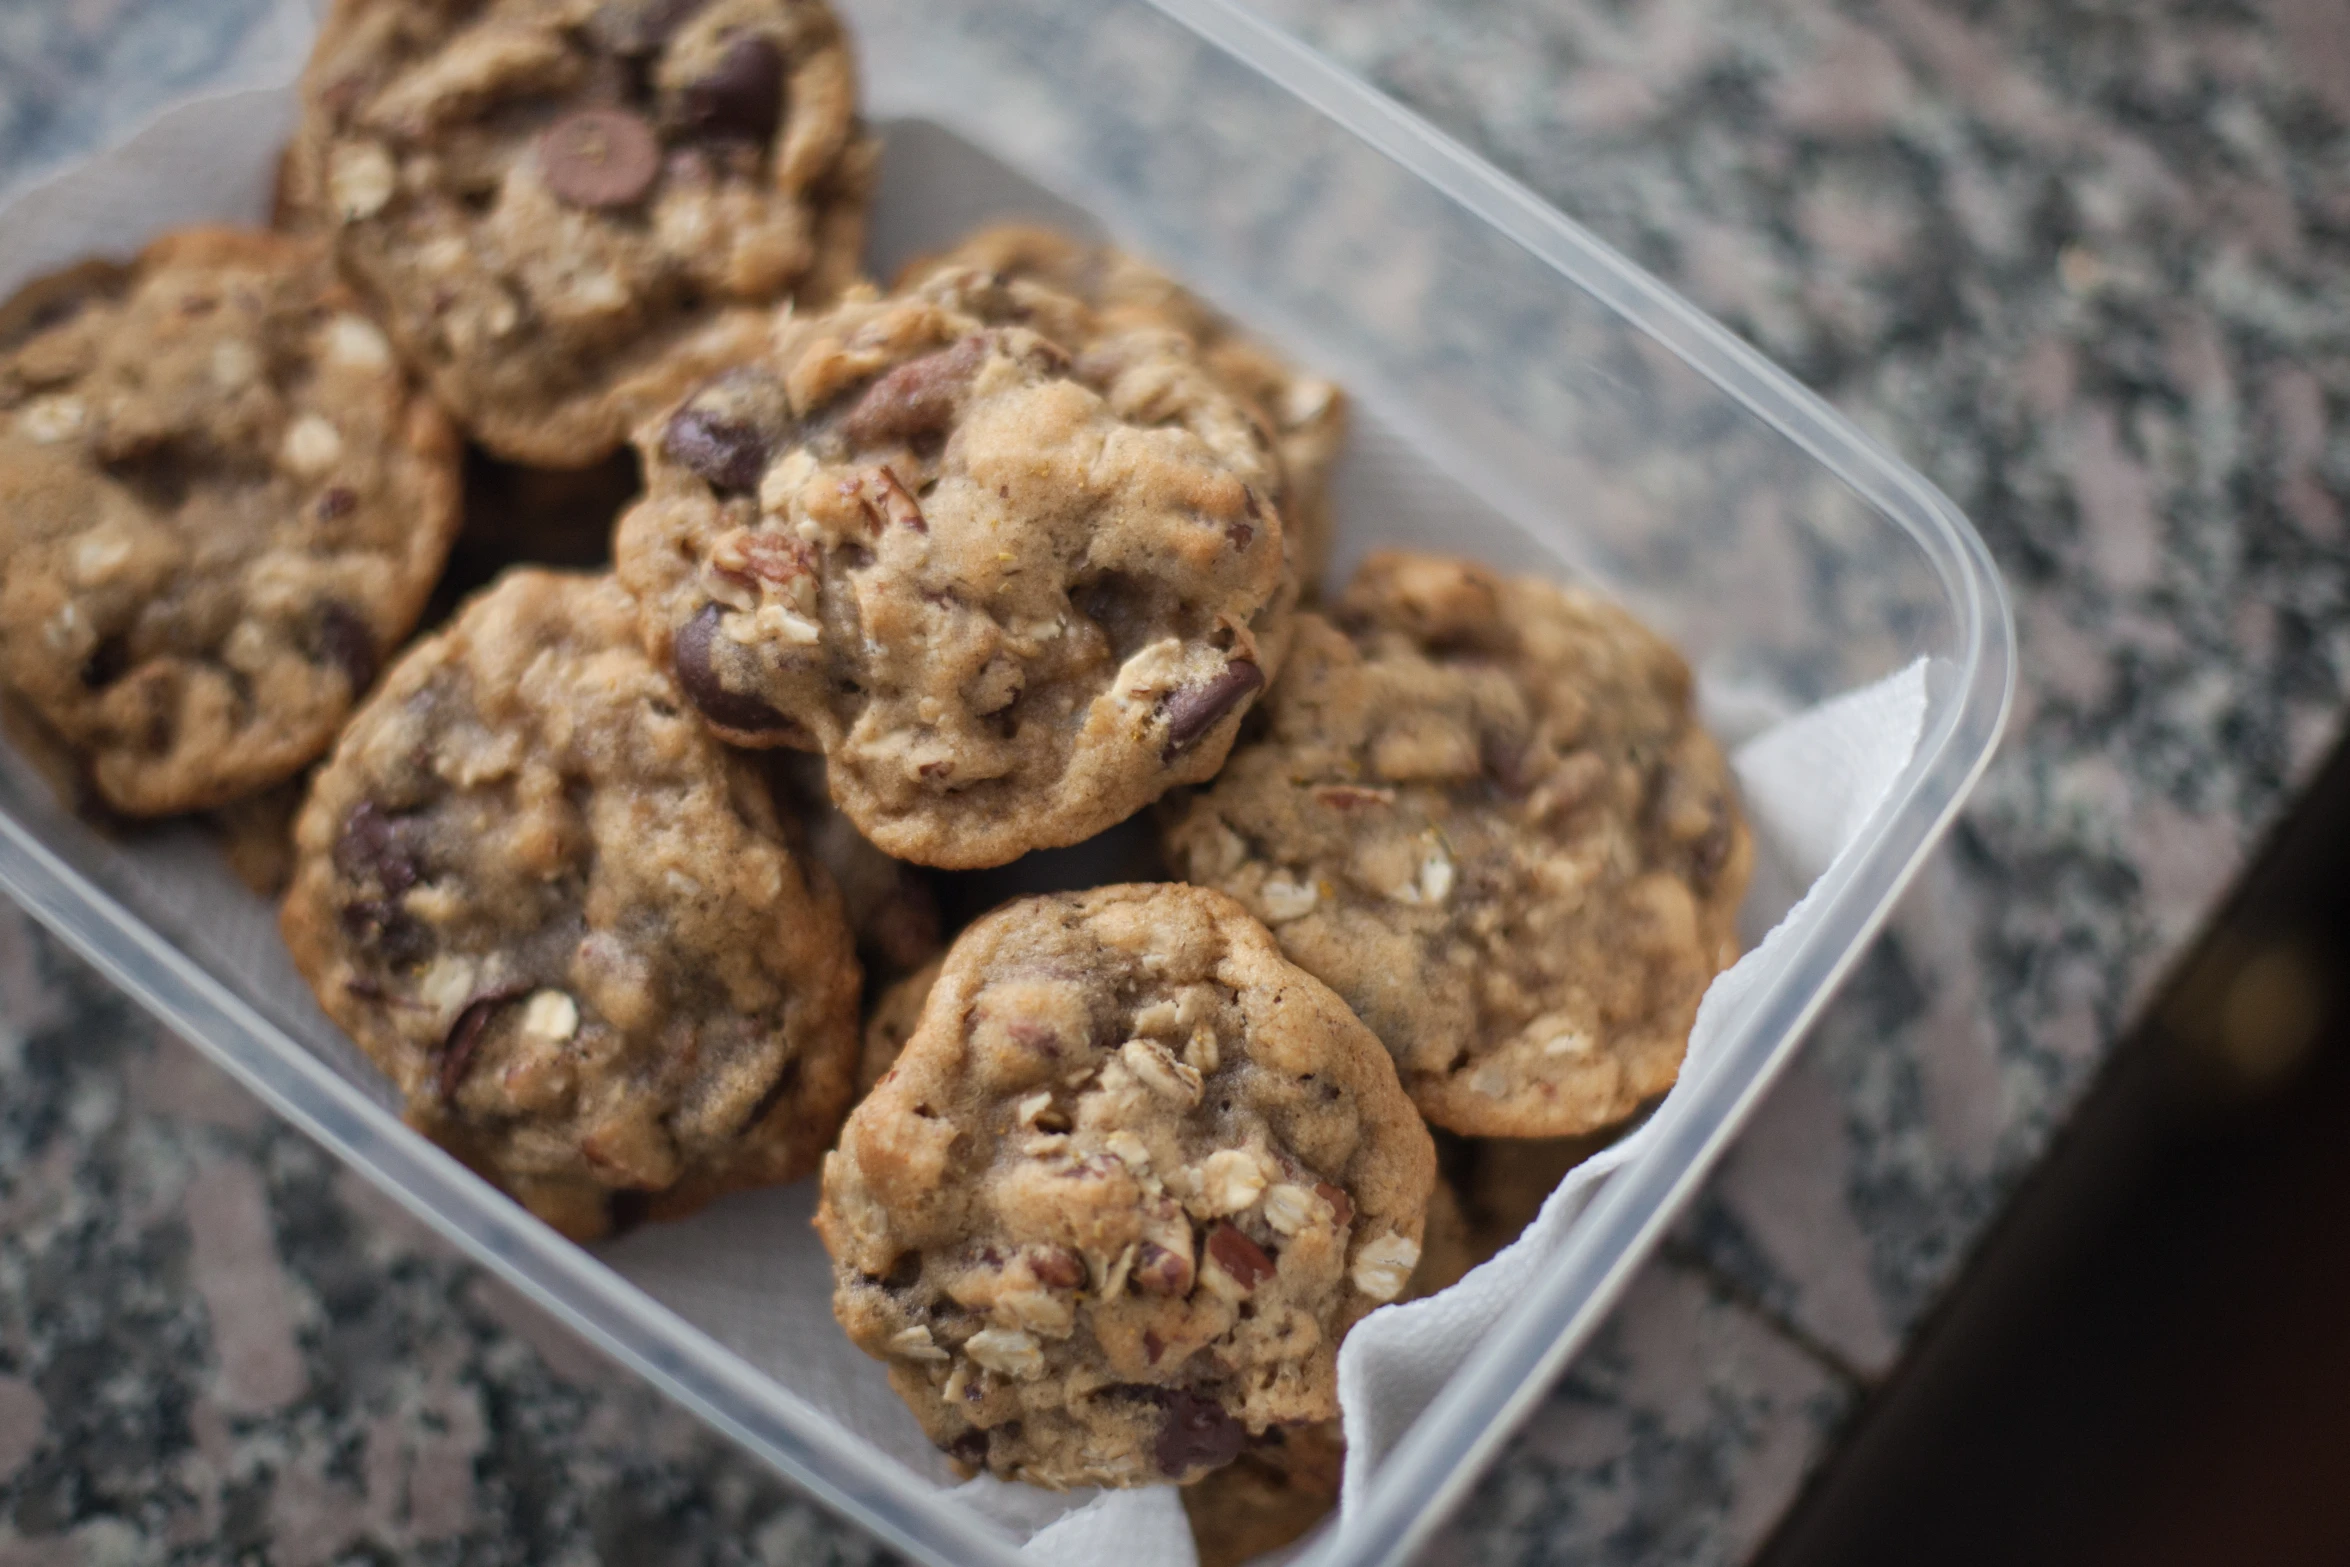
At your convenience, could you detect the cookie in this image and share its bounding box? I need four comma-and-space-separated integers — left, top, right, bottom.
281, 570, 861, 1239
900, 227, 1347, 584
1163, 552, 1752, 1138
291, 0, 873, 465
815, 884, 1433, 1488
0, 228, 461, 816
614, 263, 1297, 868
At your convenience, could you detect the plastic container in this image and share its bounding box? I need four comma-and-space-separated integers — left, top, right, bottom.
0, 3, 2012, 1564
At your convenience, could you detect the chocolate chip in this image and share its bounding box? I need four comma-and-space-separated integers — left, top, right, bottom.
439, 985, 529, 1102
1205, 1222, 1276, 1290
339, 899, 431, 968
539, 108, 662, 208
672, 602, 798, 736
334, 801, 421, 894
315, 485, 358, 521
1154, 1389, 1246, 1478
661, 405, 768, 492
1161, 661, 1264, 759
1314, 1182, 1353, 1230
681, 36, 786, 142
312, 601, 378, 692
839, 337, 986, 447
943, 1429, 989, 1468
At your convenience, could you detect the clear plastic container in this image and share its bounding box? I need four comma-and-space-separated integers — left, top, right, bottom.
0, 3, 2012, 1564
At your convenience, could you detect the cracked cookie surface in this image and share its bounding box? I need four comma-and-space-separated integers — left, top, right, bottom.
1162, 552, 1752, 1138
0, 228, 460, 816
901, 226, 1347, 586
615, 264, 1297, 868
281, 569, 861, 1239
815, 883, 1432, 1488
292, 0, 872, 464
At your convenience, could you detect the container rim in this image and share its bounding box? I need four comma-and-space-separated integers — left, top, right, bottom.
0, 5, 2014, 1566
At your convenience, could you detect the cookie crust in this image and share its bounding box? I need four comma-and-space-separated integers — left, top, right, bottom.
292, 0, 873, 464
1163, 553, 1752, 1138
0, 228, 460, 816
815, 884, 1433, 1488
282, 570, 861, 1238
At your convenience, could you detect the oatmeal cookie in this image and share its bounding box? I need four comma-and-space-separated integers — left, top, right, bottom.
0, 229, 461, 816
615, 264, 1297, 868
1163, 552, 1751, 1139
901, 226, 1347, 584
281, 570, 861, 1239
815, 884, 1433, 1488
292, 0, 873, 465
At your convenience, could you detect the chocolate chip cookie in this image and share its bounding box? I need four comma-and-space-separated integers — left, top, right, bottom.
814, 883, 1433, 1488
0, 228, 461, 816
292, 0, 873, 465
1162, 552, 1752, 1139
614, 263, 1297, 869
281, 569, 861, 1239
901, 226, 1347, 584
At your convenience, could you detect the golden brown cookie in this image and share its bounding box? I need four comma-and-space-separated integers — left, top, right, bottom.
815, 884, 1433, 1488
282, 570, 861, 1238
615, 263, 1297, 868
1164, 553, 1752, 1138
0, 228, 460, 816
900, 226, 1347, 585
291, 0, 873, 465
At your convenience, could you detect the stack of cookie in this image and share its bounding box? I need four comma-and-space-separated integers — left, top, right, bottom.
0, 1, 1749, 1558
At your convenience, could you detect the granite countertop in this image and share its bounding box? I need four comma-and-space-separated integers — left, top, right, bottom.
3, 0, 2348, 1562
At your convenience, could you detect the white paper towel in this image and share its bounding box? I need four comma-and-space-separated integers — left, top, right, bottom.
0, 11, 1935, 1561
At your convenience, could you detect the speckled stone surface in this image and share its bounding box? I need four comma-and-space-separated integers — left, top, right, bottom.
2, 0, 2347, 1563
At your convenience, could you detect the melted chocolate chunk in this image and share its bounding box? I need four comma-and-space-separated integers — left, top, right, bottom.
1161, 661, 1264, 759
333, 801, 422, 894
539, 108, 662, 208
680, 36, 787, 142
661, 405, 769, 493
1154, 1388, 1247, 1478
839, 337, 986, 447
672, 602, 798, 736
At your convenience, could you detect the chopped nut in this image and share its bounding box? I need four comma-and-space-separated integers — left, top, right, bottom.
1196, 1149, 1267, 1216
517, 988, 579, 1043
18, 396, 85, 445
209, 339, 259, 391
1259, 874, 1319, 922
751, 604, 824, 645
888, 1325, 949, 1362
1096, 1243, 1137, 1299
1351, 1233, 1420, 1301
1205, 1222, 1276, 1291
1540, 1026, 1594, 1058
1261, 1183, 1319, 1236
1419, 849, 1456, 904
1104, 1130, 1153, 1172
1314, 1182, 1354, 1229
1001, 1288, 1074, 1338
328, 140, 398, 221
1120, 1038, 1203, 1106
964, 1326, 1045, 1379
1014, 1090, 1054, 1126
324, 314, 394, 372
1131, 1238, 1193, 1297
281, 415, 345, 477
